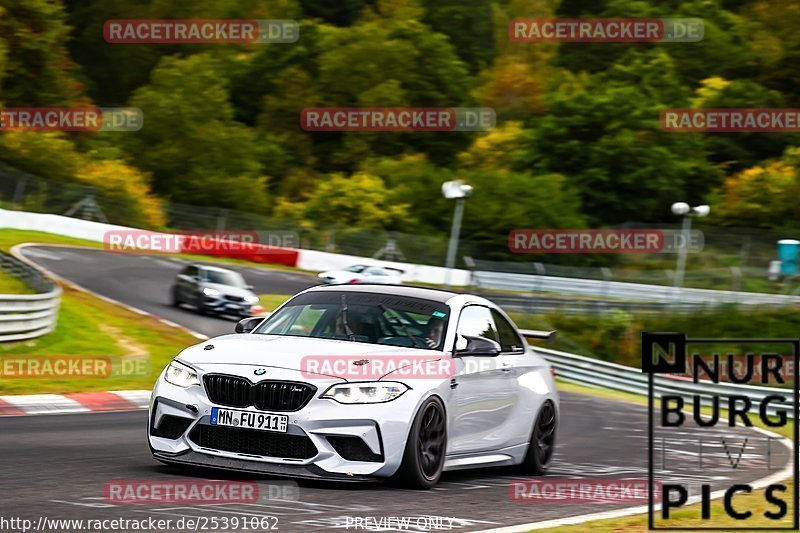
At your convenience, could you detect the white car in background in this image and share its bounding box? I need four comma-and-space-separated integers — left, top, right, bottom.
318, 265, 404, 285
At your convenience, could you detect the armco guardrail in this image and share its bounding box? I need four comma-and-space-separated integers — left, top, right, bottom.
538, 347, 794, 418
482, 294, 723, 315
473, 270, 800, 307
0, 251, 60, 342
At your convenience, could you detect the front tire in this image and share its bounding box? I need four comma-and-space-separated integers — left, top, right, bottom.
521, 400, 556, 475
393, 396, 447, 489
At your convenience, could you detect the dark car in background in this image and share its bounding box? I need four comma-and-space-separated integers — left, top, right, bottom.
171, 264, 259, 317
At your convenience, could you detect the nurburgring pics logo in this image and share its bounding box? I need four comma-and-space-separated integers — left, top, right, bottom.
0, 108, 142, 131
300, 108, 496, 132
644, 332, 799, 529
104, 20, 298, 43
662, 109, 800, 132
509, 18, 703, 42
509, 229, 704, 254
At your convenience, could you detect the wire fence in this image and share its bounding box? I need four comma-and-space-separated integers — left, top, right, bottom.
0, 165, 478, 267
0, 162, 794, 289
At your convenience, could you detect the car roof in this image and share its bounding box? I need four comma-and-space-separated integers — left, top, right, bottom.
304, 283, 459, 304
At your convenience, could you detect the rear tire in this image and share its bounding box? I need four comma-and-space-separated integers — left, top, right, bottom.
392, 396, 447, 489
171, 287, 181, 307
521, 400, 556, 475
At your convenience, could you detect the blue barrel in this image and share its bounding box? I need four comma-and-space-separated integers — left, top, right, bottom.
777, 239, 800, 275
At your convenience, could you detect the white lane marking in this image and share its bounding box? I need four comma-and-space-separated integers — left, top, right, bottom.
22, 249, 64, 261
0, 394, 89, 415
149, 257, 182, 268
110, 390, 151, 408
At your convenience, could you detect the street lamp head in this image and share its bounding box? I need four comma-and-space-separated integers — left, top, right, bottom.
671, 202, 690, 216
692, 205, 711, 217
442, 180, 473, 200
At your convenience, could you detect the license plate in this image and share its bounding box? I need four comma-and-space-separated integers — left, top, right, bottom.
210, 407, 288, 433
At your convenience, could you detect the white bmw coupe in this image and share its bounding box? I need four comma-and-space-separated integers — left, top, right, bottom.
148, 284, 558, 489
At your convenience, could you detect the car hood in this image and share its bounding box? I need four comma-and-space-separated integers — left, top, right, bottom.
177, 334, 444, 380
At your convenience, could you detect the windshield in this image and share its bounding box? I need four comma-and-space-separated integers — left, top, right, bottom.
203, 270, 246, 288
343, 265, 366, 273
253, 291, 450, 350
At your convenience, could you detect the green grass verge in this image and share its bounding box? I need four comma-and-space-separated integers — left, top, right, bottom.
0, 269, 35, 294
257, 294, 291, 312
0, 283, 200, 394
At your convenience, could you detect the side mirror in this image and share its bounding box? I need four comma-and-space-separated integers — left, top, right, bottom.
235, 316, 263, 334
455, 335, 501, 357
245, 284, 254, 291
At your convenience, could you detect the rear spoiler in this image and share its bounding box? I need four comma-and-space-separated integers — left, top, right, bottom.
519, 329, 557, 341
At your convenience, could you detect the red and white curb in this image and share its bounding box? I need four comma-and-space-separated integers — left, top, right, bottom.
0, 390, 150, 416
3, 244, 272, 418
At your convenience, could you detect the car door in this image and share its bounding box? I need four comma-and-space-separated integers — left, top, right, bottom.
491, 309, 534, 447
447, 305, 518, 455
177, 265, 200, 300
361, 266, 387, 283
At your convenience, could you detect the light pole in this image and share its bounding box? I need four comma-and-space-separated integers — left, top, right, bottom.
442, 180, 473, 288
671, 202, 710, 293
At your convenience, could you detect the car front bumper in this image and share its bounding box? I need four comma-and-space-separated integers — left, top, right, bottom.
200, 295, 254, 315
148, 369, 424, 480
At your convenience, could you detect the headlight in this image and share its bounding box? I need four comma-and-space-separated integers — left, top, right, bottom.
164, 360, 199, 388
320, 382, 409, 404
244, 295, 259, 304
202, 287, 219, 296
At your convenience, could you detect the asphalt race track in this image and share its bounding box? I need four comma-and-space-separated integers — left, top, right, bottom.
1, 245, 790, 532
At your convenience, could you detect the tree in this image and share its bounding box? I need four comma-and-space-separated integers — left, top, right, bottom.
524, 50, 719, 224
75, 159, 166, 229
691, 77, 800, 172
274, 171, 412, 229
120, 53, 269, 212
0, 0, 86, 105
420, 0, 496, 72
710, 147, 800, 229
0, 132, 85, 182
